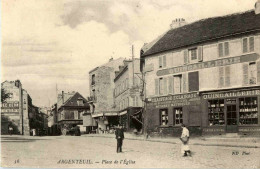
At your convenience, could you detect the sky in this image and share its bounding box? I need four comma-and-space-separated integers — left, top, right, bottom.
1, 0, 257, 107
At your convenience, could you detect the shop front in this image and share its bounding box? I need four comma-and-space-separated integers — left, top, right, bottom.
201, 87, 260, 136
145, 92, 202, 137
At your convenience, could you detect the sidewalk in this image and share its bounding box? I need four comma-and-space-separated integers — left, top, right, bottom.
83, 133, 260, 148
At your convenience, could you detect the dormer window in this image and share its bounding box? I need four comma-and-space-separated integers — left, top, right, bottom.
77, 98, 84, 106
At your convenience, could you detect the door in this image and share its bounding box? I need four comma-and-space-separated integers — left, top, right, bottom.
226, 100, 238, 133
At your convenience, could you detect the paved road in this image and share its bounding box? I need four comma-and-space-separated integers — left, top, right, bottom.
1, 135, 259, 168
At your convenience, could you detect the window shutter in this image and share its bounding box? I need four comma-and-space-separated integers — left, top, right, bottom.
224, 42, 229, 56
218, 67, 224, 88
163, 78, 168, 95
155, 79, 159, 96
242, 63, 249, 85
188, 71, 199, 92
168, 76, 174, 94
198, 46, 203, 62
242, 38, 248, 53
182, 73, 188, 93
225, 66, 231, 87
218, 43, 223, 57
169, 53, 173, 67
159, 56, 162, 68
163, 55, 167, 68
249, 37, 254, 52
184, 50, 188, 64
257, 61, 260, 84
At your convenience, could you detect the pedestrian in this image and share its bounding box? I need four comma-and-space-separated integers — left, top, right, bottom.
180, 124, 191, 157
115, 124, 124, 153
8, 125, 13, 136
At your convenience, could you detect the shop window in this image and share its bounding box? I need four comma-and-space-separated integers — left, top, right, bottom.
174, 108, 183, 125
239, 97, 258, 125
174, 75, 182, 94
208, 99, 225, 126
160, 109, 168, 126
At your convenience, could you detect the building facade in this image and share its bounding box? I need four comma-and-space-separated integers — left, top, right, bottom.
57, 91, 90, 135
114, 59, 143, 131
141, 6, 260, 136
88, 57, 125, 132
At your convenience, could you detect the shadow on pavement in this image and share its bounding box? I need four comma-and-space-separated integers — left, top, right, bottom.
1, 136, 50, 142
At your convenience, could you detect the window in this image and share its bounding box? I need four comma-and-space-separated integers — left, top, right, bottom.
159, 55, 166, 68
174, 75, 182, 94
249, 62, 257, 84
218, 42, 229, 57
92, 89, 96, 101
77, 99, 84, 106
239, 97, 258, 125
218, 66, 230, 88
160, 109, 168, 126
91, 74, 95, 85
64, 111, 74, 120
208, 99, 225, 126
159, 78, 164, 95
188, 71, 199, 92
189, 48, 197, 61
243, 37, 254, 53
78, 110, 83, 119
174, 108, 183, 125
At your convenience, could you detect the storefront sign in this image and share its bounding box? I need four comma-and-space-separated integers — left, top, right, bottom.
239, 128, 260, 132
147, 93, 200, 108
203, 128, 225, 132
157, 53, 259, 76
203, 89, 260, 99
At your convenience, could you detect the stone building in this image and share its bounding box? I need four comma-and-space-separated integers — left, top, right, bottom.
57, 91, 90, 135
88, 57, 125, 132
141, 4, 260, 136
114, 59, 143, 131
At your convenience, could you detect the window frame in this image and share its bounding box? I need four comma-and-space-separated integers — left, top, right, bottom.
160, 109, 168, 126
188, 48, 198, 62
174, 107, 183, 126
242, 36, 254, 53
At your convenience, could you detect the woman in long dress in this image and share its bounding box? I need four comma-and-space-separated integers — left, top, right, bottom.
180, 124, 191, 157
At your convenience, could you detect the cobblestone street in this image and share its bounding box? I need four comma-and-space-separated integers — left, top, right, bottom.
1, 135, 259, 168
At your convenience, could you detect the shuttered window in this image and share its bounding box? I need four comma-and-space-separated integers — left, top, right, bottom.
184, 50, 188, 64
163, 55, 167, 68
168, 76, 174, 94
257, 61, 260, 84
188, 71, 199, 92
225, 66, 231, 87
182, 73, 188, 93
198, 46, 203, 62
249, 37, 254, 52
243, 63, 249, 85
218, 43, 224, 57
159, 56, 163, 68
163, 78, 168, 95
224, 42, 229, 56
243, 38, 248, 53
218, 42, 229, 57
159, 56, 167, 68
174, 75, 182, 94
159, 78, 164, 95
249, 62, 256, 85
218, 67, 224, 88
155, 79, 159, 96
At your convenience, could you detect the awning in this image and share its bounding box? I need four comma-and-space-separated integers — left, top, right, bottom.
119, 111, 127, 116
91, 113, 103, 118
105, 112, 118, 116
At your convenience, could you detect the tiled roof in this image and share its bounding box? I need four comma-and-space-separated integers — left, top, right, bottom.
62, 92, 89, 108
142, 10, 260, 57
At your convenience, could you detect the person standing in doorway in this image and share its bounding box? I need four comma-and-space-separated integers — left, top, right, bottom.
180, 124, 191, 157
8, 124, 13, 136
115, 124, 124, 153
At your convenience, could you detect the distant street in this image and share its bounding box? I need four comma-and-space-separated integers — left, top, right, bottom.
1, 135, 259, 168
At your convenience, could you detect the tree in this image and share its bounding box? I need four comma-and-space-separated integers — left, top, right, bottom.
1, 88, 10, 103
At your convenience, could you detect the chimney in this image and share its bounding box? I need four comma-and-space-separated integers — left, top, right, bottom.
62, 91, 64, 104
170, 18, 187, 29
255, 0, 260, 14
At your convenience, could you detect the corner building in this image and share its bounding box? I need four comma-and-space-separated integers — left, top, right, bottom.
141, 6, 260, 136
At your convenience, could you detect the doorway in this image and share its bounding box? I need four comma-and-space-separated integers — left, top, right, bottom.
226, 99, 238, 133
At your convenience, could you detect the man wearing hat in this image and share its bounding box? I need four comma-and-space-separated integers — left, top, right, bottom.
115, 124, 124, 153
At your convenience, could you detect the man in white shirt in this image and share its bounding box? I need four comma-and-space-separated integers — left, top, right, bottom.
180, 124, 191, 157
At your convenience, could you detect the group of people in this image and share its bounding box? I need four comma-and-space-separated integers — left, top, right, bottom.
115, 123, 191, 157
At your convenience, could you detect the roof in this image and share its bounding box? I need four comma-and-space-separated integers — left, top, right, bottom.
142, 10, 260, 57
61, 92, 90, 108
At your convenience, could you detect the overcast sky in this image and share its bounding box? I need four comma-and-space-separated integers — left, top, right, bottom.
1, 0, 256, 107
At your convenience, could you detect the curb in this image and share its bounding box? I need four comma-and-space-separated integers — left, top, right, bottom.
85, 135, 260, 148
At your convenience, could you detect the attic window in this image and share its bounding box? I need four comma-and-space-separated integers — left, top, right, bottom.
77, 98, 84, 106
